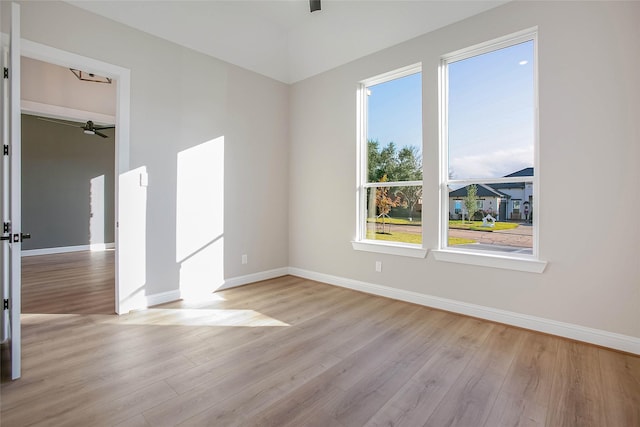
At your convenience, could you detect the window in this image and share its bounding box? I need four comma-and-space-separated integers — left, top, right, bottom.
354, 64, 424, 255
440, 31, 539, 260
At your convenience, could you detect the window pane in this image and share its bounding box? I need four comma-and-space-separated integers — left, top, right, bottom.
367, 72, 422, 183
448, 40, 534, 180
447, 181, 533, 254
366, 185, 422, 245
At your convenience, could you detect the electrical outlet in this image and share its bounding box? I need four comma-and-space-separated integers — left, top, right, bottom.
242, 254, 248, 265
375, 261, 382, 272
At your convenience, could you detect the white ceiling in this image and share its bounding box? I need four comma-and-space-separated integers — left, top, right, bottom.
66, 0, 508, 84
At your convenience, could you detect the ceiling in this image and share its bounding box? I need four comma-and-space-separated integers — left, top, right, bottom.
65, 0, 508, 84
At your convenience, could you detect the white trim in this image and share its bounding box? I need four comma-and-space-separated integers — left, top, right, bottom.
21, 100, 115, 125
431, 249, 546, 273
439, 29, 541, 261
22, 243, 115, 257
351, 240, 427, 258
19, 38, 131, 315
363, 180, 422, 188
362, 62, 421, 87
442, 27, 539, 64
146, 290, 181, 308
140, 267, 290, 310
356, 63, 423, 245
219, 267, 290, 291
89, 243, 115, 252
288, 267, 640, 355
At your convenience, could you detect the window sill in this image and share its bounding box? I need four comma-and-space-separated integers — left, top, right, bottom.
431, 249, 547, 273
352, 240, 428, 258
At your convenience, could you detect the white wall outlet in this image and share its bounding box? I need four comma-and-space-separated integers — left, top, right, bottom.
375, 261, 382, 272
242, 254, 248, 265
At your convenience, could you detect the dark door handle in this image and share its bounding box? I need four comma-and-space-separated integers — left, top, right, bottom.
2, 233, 31, 242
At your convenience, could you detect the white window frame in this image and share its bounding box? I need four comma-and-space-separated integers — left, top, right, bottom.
352, 63, 427, 258
433, 28, 546, 273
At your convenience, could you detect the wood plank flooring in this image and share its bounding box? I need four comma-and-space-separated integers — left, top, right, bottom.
2, 257, 639, 426
21, 250, 115, 314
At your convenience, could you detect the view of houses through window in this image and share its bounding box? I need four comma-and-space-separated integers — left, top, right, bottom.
357, 31, 537, 258
443, 33, 537, 255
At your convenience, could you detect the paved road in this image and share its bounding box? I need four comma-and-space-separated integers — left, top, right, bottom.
449, 225, 532, 248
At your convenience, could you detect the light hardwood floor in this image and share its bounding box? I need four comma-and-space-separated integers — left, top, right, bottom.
21, 250, 116, 315
1, 254, 639, 426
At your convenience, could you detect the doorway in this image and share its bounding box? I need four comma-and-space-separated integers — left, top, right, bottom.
20, 57, 117, 315
20, 38, 131, 318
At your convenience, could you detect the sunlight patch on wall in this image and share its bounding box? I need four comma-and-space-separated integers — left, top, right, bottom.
89, 174, 105, 248
176, 136, 225, 299
118, 166, 148, 313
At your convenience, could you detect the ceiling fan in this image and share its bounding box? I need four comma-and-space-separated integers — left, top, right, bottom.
36, 116, 115, 138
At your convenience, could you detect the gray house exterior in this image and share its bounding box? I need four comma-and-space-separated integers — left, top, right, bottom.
449, 168, 534, 221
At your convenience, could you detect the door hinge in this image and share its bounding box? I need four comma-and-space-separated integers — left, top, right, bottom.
3, 299, 8, 310
3, 145, 8, 156
3, 67, 8, 79
2, 222, 9, 234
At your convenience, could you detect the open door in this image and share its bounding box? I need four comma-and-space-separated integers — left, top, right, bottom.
1, 2, 23, 380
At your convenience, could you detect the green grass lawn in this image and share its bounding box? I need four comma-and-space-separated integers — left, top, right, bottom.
448, 220, 519, 232
367, 230, 422, 244
367, 217, 421, 226
364, 217, 516, 245
366, 230, 475, 246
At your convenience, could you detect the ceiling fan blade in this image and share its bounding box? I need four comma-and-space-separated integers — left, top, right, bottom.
93, 125, 116, 130
94, 130, 109, 138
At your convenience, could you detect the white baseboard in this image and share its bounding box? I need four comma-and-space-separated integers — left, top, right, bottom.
219, 267, 290, 291
142, 267, 289, 309
146, 290, 182, 308
22, 243, 115, 257
288, 267, 640, 355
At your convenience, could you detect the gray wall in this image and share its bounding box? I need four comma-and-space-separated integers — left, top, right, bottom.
21, 114, 115, 250
289, 1, 640, 339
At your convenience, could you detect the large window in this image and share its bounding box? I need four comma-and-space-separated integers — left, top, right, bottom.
356, 64, 423, 250
440, 31, 538, 258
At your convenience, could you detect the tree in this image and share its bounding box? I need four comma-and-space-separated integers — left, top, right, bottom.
375, 174, 401, 234
368, 140, 422, 219
463, 184, 478, 223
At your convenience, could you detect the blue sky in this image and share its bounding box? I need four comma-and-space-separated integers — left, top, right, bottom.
367, 72, 422, 152
367, 40, 534, 180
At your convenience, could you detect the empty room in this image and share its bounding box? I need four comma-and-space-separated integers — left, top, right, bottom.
1, 1, 638, 426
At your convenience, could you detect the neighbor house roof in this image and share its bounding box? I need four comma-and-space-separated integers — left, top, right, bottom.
504, 167, 533, 177
449, 184, 509, 198
449, 168, 533, 197
491, 167, 534, 190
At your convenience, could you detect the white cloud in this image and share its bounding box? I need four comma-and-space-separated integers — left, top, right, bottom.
450, 146, 533, 179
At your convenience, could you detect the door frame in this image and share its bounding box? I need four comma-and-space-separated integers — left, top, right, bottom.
20, 39, 131, 315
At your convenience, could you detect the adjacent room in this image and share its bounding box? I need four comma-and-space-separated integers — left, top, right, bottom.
1, 1, 638, 426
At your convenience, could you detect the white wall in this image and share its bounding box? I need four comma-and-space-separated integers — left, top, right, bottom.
19, 1, 289, 299
22, 56, 116, 117
289, 1, 640, 339
16, 1, 639, 345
